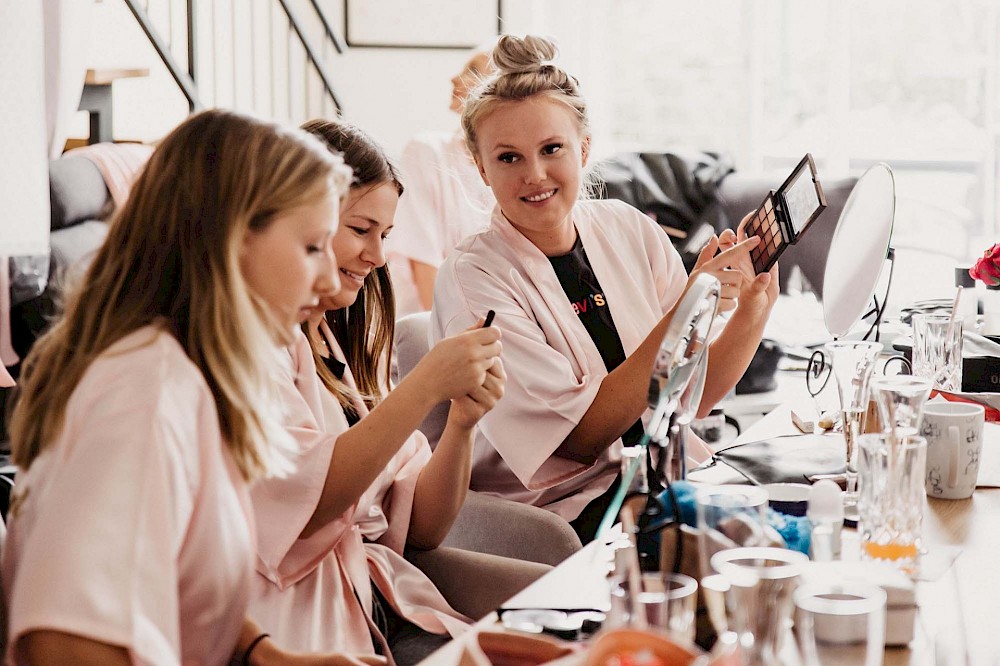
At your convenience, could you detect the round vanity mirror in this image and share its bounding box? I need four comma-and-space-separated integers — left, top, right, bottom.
822, 163, 896, 337
648, 273, 722, 426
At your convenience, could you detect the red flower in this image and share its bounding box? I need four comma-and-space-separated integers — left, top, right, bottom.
970, 243, 1000, 286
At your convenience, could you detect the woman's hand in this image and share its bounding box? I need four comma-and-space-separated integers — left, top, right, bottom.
685, 233, 758, 313
731, 212, 780, 316
448, 358, 507, 429
412, 318, 502, 403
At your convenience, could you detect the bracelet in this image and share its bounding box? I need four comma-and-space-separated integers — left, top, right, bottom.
242, 632, 270, 666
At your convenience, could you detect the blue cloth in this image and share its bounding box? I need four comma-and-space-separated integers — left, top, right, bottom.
642, 481, 812, 556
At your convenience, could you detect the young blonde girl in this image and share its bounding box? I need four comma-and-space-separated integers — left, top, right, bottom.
4, 110, 376, 665
431, 35, 778, 543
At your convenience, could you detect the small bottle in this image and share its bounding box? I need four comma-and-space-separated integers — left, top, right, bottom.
807, 480, 844, 561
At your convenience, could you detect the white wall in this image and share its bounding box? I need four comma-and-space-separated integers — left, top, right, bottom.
71, 0, 189, 144
78, 0, 591, 159
328, 0, 585, 156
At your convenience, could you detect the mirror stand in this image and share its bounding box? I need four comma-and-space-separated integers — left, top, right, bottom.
858, 247, 898, 343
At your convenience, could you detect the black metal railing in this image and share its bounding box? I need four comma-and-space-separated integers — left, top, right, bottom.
122, 0, 345, 120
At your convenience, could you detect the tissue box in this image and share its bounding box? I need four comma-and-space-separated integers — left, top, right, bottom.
800, 560, 917, 646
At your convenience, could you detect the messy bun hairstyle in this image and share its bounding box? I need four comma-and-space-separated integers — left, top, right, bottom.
461, 35, 589, 155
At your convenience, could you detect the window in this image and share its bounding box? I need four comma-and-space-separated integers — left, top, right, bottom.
572, 0, 1000, 308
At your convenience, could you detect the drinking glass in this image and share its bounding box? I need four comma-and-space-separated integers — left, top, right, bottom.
857, 433, 927, 573
912, 314, 963, 392
608, 572, 699, 643
695, 486, 769, 578
869, 375, 933, 438
793, 583, 886, 666
824, 341, 882, 521
710, 547, 809, 666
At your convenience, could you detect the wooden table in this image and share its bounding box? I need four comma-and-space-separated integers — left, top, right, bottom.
421, 401, 1000, 665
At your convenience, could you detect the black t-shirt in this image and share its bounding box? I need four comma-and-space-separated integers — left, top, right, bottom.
322, 355, 360, 426
548, 236, 644, 447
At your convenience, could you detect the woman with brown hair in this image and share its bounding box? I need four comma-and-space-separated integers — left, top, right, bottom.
3, 109, 377, 665
249, 118, 506, 665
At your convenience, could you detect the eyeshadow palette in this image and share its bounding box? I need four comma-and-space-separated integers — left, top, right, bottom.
745, 154, 827, 274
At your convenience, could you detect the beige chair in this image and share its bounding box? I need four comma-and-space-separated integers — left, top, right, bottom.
394, 312, 583, 567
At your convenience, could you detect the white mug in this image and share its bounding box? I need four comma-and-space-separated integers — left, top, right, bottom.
920, 403, 985, 500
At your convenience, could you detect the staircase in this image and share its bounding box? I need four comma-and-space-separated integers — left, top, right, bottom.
123, 0, 345, 124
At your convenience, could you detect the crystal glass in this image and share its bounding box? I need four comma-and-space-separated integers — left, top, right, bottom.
710, 547, 809, 666
857, 433, 927, 573
824, 341, 882, 522
608, 572, 699, 643
869, 375, 933, 438
912, 314, 963, 392
695, 486, 769, 578
793, 583, 887, 666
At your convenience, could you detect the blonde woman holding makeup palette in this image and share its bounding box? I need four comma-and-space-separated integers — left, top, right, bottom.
430, 35, 780, 544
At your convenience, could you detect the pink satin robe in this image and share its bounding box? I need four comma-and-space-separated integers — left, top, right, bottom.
430, 199, 694, 521
2, 326, 255, 666
248, 327, 468, 657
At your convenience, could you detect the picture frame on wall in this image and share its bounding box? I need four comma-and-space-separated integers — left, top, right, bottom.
345, 0, 501, 49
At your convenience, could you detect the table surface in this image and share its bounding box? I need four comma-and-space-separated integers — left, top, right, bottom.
421, 399, 1000, 665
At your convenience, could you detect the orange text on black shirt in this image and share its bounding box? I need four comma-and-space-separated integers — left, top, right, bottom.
571, 293, 607, 315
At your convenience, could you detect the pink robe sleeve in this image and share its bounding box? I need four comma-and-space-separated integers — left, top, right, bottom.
251, 333, 355, 589
355, 433, 432, 554
5, 368, 201, 663
435, 258, 601, 491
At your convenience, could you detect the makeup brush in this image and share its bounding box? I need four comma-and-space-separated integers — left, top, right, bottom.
943, 286, 963, 357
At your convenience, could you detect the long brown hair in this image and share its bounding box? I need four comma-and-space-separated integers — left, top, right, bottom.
11, 110, 351, 480
300, 119, 403, 411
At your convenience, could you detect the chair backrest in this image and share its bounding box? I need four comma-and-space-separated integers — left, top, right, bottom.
393, 311, 450, 449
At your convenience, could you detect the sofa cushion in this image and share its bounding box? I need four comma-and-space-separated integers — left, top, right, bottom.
48, 156, 110, 231
48, 219, 108, 283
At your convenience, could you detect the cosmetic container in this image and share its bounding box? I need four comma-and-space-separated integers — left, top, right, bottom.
983, 284, 1000, 336
807, 480, 843, 561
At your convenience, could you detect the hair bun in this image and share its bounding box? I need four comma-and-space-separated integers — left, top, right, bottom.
490, 34, 559, 76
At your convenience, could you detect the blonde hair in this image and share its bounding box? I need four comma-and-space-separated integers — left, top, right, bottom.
461, 35, 590, 156
11, 109, 352, 481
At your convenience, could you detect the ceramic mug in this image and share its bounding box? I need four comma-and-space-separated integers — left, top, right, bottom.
920, 403, 985, 499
